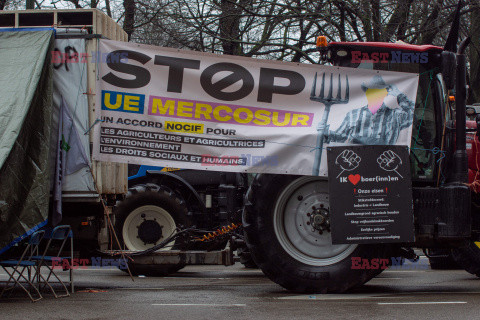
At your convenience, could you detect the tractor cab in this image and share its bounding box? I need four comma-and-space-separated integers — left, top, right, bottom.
321, 40, 448, 184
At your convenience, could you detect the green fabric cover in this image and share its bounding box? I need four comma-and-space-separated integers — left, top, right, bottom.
0, 30, 54, 252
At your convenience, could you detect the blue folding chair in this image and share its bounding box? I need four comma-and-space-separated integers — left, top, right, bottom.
0, 230, 45, 302
31, 225, 73, 298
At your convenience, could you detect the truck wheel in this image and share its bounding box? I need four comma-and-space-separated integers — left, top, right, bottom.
451, 241, 480, 276
243, 174, 390, 293
115, 183, 190, 274
116, 183, 189, 251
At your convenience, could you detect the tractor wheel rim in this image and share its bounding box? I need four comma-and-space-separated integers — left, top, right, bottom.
273, 176, 357, 266
122, 205, 176, 251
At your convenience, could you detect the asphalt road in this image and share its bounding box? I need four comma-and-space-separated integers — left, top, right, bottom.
1, 257, 480, 320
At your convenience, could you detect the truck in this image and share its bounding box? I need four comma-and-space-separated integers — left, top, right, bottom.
1, 4, 480, 294
0, 8, 250, 273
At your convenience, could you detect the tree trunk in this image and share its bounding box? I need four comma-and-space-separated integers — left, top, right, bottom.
370, 0, 381, 41
418, 1, 441, 45
105, 0, 112, 17
385, 0, 414, 41
219, 0, 243, 55
359, 0, 373, 41
123, 0, 136, 41
468, 5, 480, 104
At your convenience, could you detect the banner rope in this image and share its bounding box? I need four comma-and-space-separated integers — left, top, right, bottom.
84, 118, 104, 135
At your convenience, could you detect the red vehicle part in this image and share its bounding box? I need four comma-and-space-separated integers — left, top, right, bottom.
466, 120, 480, 192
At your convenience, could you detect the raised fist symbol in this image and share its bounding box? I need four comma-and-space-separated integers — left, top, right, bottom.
335, 150, 361, 178
377, 150, 403, 178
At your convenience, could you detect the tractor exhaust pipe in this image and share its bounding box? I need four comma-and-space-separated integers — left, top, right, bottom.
453, 37, 471, 183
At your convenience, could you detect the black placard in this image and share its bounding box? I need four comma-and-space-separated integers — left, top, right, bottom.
327, 145, 414, 244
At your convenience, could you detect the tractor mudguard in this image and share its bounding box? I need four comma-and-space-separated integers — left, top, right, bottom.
128, 170, 206, 213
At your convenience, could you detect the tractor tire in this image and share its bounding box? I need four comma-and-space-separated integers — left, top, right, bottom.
237, 245, 258, 269
115, 183, 190, 275
243, 174, 390, 293
451, 241, 480, 277
424, 249, 460, 270
428, 256, 460, 270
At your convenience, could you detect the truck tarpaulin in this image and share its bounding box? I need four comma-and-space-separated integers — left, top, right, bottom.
93, 40, 419, 176
0, 30, 54, 254
52, 38, 95, 194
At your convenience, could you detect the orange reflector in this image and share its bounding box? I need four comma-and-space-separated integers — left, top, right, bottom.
81, 221, 89, 226
449, 95, 455, 102
316, 36, 328, 48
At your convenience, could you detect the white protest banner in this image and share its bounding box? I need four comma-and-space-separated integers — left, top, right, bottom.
93, 40, 419, 176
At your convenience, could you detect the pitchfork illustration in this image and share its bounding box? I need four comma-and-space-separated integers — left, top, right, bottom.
310, 72, 349, 175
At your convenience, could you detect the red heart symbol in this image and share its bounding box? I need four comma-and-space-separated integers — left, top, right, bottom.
348, 174, 361, 185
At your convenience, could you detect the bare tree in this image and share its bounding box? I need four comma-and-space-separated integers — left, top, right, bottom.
0, 0, 8, 10
2, 0, 477, 96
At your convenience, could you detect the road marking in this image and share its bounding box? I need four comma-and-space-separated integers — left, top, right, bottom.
384, 270, 427, 273
152, 303, 246, 307
165, 277, 231, 280
405, 291, 480, 294
277, 294, 397, 300
378, 301, 467, 305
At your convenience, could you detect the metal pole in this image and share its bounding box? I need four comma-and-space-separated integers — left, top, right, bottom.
312, 105, 330, 175
453, 37, 471, 183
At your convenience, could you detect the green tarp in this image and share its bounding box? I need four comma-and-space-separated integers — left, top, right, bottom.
0, 30, 54, 253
